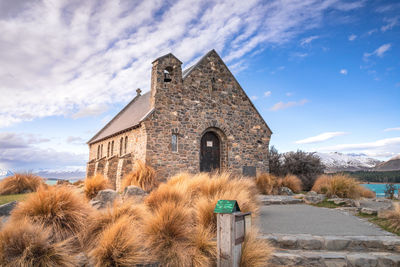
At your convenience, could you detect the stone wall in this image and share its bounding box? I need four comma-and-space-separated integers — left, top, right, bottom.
145, 50, 271, 179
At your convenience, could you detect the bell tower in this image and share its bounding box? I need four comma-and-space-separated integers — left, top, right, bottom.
150, 53, 183, 109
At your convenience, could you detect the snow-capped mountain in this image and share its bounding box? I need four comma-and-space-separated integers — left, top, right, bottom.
374, 154, 400, 171
0, 169, 14, 179
315, 152, 382, 172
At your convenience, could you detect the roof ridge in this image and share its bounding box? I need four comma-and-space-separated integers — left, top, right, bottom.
182, 49, 216, 79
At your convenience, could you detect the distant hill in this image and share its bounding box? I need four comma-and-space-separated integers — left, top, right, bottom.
33, 169, 85, 180
0, 169, 14, 179
315, 152, 382, 172
374, 154, 400, 171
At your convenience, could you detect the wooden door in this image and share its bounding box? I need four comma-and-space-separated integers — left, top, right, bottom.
200, 132, 220, 172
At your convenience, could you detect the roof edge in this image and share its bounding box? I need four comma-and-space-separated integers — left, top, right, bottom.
151, 53, 182, 64
182, 49, 216, 79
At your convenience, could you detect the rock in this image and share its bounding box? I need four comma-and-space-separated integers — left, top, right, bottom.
279, 186, 294, 196
347, 253, 378, 267
360, 207, 378, 216
305, 191, 325, 204
89, 189, 119, 209
327, 198, 357, 207
123, 185, 146, 198
0, 201, 17, 217
56, 179, 71, 185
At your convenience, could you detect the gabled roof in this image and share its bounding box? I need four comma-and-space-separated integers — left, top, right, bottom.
88, 92, 153, 144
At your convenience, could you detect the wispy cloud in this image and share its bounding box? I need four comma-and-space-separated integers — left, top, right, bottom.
340, 69, 348, 75
270, 99, 308, 111
363, 43, 392, 60
264, 91, 272, 97
348, 34, 357, 41
296, 132, 349, 144
300, 35, 319, 46
384, 127, 400, 132
286, 92, 293, 97
0, 0, 366, 128
381, 17, 399, 32
250, 95, 258, 101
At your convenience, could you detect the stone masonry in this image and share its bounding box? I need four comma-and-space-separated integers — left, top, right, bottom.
87, 49, 272, 190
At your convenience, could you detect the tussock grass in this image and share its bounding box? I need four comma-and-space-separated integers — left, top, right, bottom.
281, 174, 302, 193
381, 203, 400, 232
84, 173, 110, 199
240, 229, 274, 267
122, 161, 157, 192
312, 174, 375, 199
0, 173, 45, 195
255, 173, 279, 195
0, 220, 76, 266
10, 186, 93, 242
189, 226, 217, 267
89, 216, 151, 267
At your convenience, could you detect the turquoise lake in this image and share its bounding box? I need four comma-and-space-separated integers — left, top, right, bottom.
361, 183, 400, 198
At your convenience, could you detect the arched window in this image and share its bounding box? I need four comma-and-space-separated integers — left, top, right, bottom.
107, 142, 110, 157
124, 136, 128, 154
111, 141, 114, 156
97, 145, 100, 159
100, 144, 103, 158
120, 137, 123, 156
171, 134, 178, 152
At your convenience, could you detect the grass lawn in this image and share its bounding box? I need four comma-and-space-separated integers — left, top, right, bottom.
0, 193, 31, 205
357, 212, 400, 236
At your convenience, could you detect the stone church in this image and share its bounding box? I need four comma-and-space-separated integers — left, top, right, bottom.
86, 50, 272, 190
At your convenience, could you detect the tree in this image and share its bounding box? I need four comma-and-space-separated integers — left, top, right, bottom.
384, 183, 396, 199
282, 150, 325, 191
268, 146, 284, 176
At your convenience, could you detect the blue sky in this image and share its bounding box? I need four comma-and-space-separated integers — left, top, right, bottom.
0, 0, 399, 174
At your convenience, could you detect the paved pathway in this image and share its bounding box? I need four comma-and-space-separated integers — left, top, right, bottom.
257, 204, 393, 236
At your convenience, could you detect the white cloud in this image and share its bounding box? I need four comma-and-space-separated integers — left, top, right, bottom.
0, 0, 365, 128
286, 92, 293, 96
250, 95, 258, 101
340, 69, 348, 75
364, 43, 392, 59
348, 34, 357, 41
295, 132, 349, 144
72, 103, 106, 119
270, 99, 308, 111
381, 17, 399, 32
384, 127, 400, 132
300, 35, 319, 46
264, 91, 272, 97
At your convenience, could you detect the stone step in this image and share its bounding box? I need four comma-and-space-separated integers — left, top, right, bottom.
270, 249, 400, 267
258, 195, 304, 205
262, 234, 400, 253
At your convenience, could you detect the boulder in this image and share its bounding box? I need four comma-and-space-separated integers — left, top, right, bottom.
0, 201, 17, 217
89, 189, 119, 209
304, 191, 325, 204
279, 187, 294, 196
327, 198, 357, 207
56, 179, 71, 185
360, 207, 378, 215
123, 185, 146, 198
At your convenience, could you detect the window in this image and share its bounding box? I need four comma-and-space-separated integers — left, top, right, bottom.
124, 136, 128, 154
120, 137, 123, 156
97, 145, 100, 159
100, 144, 103, 158
107, 142, 110, 157
111, 141, 114, 156
171, 134, 178, 152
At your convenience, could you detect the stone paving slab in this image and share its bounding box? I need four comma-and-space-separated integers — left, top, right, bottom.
258, 204, 393, 236
270, 250, 400, 267
258, 195, 304, 205
262, 234, 400, 252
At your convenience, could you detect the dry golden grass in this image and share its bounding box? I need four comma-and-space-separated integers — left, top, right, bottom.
10, 186, 94, 242
255, 173, 279, 194
281, 174, 302, 193
122, 161, 157, 192
84, 173, 110, 199
0, 219, 76, 266
143, 201, 194, 267
81, 200, 149, 251
89, 216, 152, 267
72, 180, 84, 186
311, 174, 331, 194
0, 173, 45, 195
240, 229, 274, 267
381, 203, 400, 232
312, 174, 372, 199
145, 182, 188, 210
189, 226, 217, 267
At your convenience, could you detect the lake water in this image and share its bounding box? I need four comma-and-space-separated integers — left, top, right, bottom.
361, 183, 400, 198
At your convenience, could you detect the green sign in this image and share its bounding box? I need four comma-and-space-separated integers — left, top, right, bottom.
214, 200, 241, 213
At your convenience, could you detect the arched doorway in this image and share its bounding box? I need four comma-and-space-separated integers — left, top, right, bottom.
200, 131, 220, 172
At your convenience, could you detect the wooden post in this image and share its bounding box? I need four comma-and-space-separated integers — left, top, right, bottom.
217, 212, 246, 267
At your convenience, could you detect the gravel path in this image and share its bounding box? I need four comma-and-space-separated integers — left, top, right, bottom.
257, 204, 393, 236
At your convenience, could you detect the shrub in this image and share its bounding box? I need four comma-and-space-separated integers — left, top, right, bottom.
89, 216, 151, 267
72, 180, 84, 186
281, 174, 302, 193
312, 175, 331, 194
380, 203, 400, 232
0, 220, 76, 266
145, 182, 189, 210
84, 174, 110, 199
10, 186, 94, 242
240, 229, 273, 267
0, 173, 45, 195
313, 174, 371, 199
122, 161, 157, 192
189, 226, 217, 267
255, 173, 279, 195
359, 186, 375, 198
143, 201, 193, 266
